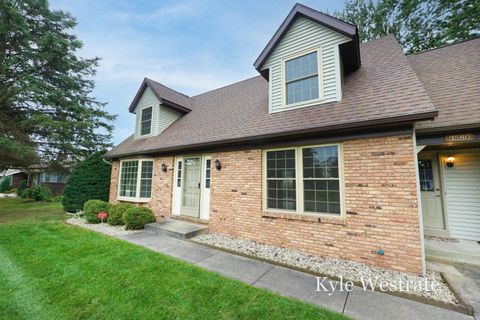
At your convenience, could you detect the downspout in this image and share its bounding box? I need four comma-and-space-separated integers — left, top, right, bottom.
412, 128, 427, 276
102, 158, 112, 165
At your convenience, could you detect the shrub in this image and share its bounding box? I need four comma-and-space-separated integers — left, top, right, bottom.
123, 207, 155, 230
108, 203, 133, 226
62, 152, 111, 212
84, 199, 110, 224
23, 185, 51, 201
17, 179, 27, 197
0, 176, 11, 192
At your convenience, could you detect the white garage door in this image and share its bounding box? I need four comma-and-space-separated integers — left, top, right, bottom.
444, 149, 480, 241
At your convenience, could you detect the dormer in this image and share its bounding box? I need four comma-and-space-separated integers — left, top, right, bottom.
129, 78, 191, 139
254, 4, 361, 113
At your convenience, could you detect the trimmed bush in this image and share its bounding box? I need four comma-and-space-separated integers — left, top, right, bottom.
123, 207, 155, 230
108, 203, 133, 226
23, 185, 51, 201
0, 176, 11, 192
17, 179, 27, 197
62, 152, 111, 212
4, 188, 17, 194
84, 199, 110, 224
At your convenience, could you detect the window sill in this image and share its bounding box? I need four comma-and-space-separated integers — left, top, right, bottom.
117, 197, 150, 203
262, 210, 346, 225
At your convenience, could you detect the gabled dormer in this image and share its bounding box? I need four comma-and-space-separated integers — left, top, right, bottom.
254, 4, 360, 113
129, 78, 191, 139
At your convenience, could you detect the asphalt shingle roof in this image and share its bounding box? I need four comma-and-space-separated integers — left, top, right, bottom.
408, 38, 480, 133
105, 35, 438, 158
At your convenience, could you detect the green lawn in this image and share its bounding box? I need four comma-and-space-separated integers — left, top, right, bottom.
0, 198, 347, 320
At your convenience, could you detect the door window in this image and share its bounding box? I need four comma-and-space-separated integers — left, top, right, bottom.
418, 159, 434, 191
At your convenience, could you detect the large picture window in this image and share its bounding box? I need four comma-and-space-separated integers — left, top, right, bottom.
119, 159, 153, 199
140, 107, 153, 136
285, 51, 319, 105
265, 145, 343, 216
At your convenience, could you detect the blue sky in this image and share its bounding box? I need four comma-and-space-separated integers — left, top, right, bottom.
49, 0, 345, 145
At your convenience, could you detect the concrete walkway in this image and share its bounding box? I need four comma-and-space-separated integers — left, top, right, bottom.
120, 232, 474, 320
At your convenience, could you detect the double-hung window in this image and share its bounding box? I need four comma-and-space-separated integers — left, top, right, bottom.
119, 159, 153, 200
265, 144, 343, 216
140, 107, 153, 136
285, 50, 320, 105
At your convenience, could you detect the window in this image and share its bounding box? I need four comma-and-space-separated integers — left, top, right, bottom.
140, 107, 153, 136
177, 161, 182, 187
285, 51, 319, 105
418, 159, 434, 191
205, 159, 211, 189
265, 145, 343, 216
140, 161, 153, 198
119, 159, 153, 199
266, 150, 296, 210
302, 146, 340, 214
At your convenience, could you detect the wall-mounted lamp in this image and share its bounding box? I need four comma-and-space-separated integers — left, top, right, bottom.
446, 155, 455, 168
161, 163, 168, 172
214, 159, 222, 170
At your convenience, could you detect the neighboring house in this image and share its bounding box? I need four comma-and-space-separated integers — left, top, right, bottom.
0, 169, 28, 189
1, 167, 69, 195
105, 4, 480, 275
28, 169, 68, 196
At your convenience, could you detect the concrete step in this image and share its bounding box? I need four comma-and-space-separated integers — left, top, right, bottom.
145, 219, 208, 239
425, 239, 480, 266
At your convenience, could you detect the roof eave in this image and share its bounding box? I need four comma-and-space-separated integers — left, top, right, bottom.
104, 110, 438, 159
253, 3, 359, 74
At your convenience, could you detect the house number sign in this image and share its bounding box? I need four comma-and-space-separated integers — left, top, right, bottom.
444, 133, 475, 143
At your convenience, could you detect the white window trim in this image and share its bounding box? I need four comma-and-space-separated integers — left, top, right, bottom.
281, 46, 324, 109
140, 106, 153, 136
262, 143, 346, 218
117, 158, 154, 202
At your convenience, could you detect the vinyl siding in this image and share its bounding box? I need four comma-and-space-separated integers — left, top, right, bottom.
263, 17, 351, 113
134, 87, 181, 139
444, 149, 480, 241
159, 105, 182, 133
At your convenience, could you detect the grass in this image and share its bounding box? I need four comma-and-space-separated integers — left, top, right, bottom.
0, 198, 348, 320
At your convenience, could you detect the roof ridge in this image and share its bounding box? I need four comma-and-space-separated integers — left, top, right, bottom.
145, 77, 191, 99
408, 37, 480, 56
191, 75, 263, 98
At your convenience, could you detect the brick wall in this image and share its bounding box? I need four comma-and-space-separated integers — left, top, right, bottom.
109, 134, 422, 274
208, 134, 423, 274
109, 157, 175, 220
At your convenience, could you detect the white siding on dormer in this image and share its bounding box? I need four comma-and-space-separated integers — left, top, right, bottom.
158, 105, 182, 133
263, 17, 351, 113
134, 87, 182, 139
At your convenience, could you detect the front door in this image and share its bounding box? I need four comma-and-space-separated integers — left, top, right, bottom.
418, 152, 446, 231
181, 157, 201, 217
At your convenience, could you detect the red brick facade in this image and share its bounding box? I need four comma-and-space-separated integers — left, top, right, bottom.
109, 134, 423, 274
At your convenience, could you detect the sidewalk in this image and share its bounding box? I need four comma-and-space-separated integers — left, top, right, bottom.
119, 232, 474, 320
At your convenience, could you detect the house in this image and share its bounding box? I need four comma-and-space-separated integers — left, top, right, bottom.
1, 167, 69, 195
105, 4, 480, 275
0, 169, 28, 189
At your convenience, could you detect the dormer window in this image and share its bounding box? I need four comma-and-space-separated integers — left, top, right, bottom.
140, 107, 153, 136
285, 50, 320, 106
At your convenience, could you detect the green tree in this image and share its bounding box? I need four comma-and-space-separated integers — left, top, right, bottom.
337, 0, 480, 53
62, 152, 111, 212
0, 0, 116, 170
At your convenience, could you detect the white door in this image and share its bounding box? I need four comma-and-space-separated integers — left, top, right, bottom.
418, 152, 446, 231
181, 157, 201, 217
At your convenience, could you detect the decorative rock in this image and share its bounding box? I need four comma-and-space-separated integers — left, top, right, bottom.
193, 233, 458, 305
66, 217, 140, 237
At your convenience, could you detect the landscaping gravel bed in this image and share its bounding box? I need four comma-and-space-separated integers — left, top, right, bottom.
66, 217, 141, 237
193, 233, 458, 305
